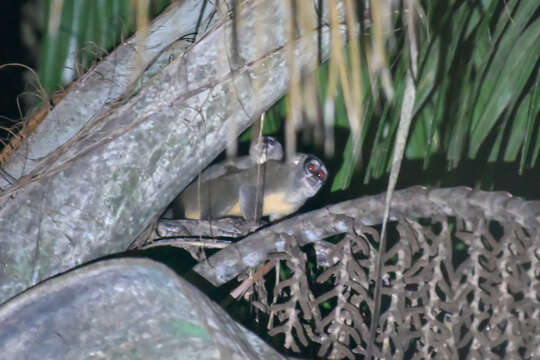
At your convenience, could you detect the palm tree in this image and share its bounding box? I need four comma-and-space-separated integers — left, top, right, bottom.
0, 0, 538, 358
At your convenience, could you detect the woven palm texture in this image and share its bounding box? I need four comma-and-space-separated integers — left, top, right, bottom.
236, 187, 540, 359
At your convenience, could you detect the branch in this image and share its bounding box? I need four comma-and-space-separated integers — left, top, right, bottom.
193, 186, 540, 286
0, 0, 215, 187
156, 218, 261, 239
0, 0, 342, 304
142, 237, 231, 249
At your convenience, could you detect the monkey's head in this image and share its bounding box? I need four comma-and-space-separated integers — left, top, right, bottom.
291, 154, 328, 198
250, 136, 284, 164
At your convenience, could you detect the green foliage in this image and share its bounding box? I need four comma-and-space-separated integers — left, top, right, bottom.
423, 0, 539, 173
318, 0, 540, 190
239, 97, 286, 142
38, 0, 173, 94
39, 0, 540, 189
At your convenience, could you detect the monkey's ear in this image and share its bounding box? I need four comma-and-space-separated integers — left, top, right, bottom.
239, 184, 257, 222
291, 154, 303, 165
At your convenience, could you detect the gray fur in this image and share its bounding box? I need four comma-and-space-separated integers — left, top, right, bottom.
174, 153, 327, 221
199, 136, 283, 182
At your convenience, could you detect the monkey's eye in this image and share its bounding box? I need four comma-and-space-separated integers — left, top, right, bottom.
308, 163, 316, 173
317, 170, 326, 180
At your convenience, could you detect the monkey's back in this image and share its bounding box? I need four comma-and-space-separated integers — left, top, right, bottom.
174, 160, 292, 220
175, 176, 240, 219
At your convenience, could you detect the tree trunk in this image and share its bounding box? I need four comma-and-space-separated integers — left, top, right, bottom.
0, 0, 339, 304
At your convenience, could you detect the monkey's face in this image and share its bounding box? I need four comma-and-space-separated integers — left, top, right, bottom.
251, 136, 284, 164
295, 155, 327, 197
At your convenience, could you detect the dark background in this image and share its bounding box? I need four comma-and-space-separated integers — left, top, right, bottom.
0, 1, 34, 123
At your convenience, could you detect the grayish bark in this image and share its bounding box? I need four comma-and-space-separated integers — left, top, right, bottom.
0, 0, 337, 304
0, 258, 288, 360
156, 218, 260, 238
